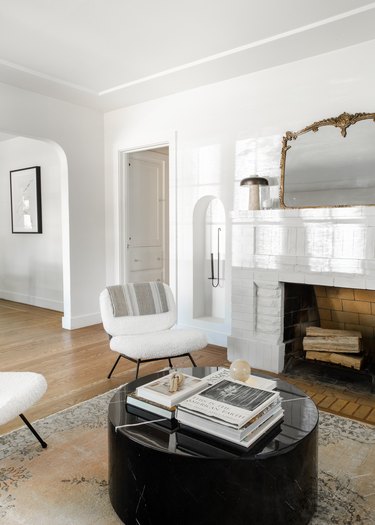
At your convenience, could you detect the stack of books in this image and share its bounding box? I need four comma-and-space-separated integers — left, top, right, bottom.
126, 369, 283, 449
176, 378, 283, 448
176, 419, 282, 457
126, 372, 208, 420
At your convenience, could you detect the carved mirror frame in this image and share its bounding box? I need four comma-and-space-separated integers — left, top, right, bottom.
280, 112, 375, 208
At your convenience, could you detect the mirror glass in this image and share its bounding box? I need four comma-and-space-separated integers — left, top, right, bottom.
281, 114, 375, 207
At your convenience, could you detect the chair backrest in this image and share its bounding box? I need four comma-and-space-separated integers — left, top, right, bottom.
100, 282, 177, 336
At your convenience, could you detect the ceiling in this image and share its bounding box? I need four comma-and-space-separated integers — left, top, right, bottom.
0, 0, 374, 112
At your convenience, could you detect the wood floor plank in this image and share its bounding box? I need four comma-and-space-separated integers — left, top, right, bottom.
341, 401, 361, 416
353, 405, 372, 420
330, 398, 349, 412
367, 408, 375, 424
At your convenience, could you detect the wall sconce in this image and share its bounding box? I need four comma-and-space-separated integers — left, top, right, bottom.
240, 175, 270, 210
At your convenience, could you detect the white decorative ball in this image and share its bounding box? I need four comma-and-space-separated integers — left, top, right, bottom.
229, 360, 251, 382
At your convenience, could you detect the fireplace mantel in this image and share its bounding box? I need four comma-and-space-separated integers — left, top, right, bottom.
228, 206, 375, 372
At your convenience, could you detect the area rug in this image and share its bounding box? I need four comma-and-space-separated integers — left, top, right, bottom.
1, 390, 374, 525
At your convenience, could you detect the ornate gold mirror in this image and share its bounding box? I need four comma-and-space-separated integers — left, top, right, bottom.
280, 112, 375, 208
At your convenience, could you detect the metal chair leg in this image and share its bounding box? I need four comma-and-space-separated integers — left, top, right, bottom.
168, 358, 173, 367
135, 360, 141, 379
108, 355, 122, 379
19, 413, 47, 448
188, 353, 197, 367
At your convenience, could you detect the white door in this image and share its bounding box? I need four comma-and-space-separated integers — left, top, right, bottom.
125, 149, 169, 283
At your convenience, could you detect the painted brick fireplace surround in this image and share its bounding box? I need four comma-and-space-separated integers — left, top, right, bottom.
227, 207, 375, 373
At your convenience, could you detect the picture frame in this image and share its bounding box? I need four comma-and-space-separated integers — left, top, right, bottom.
10, 166, 42, 233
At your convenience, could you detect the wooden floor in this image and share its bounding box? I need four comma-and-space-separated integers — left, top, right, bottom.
1, 299, 374, 435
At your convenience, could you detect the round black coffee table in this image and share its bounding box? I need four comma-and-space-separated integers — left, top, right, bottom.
108, 367, 318, 525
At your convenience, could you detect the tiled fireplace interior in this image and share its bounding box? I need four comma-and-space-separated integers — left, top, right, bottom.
228, 207, 375, 373
283, 283, 375, 368
315, 286, 375, 347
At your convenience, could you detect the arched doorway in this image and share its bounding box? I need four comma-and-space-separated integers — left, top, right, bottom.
0, 133, 69, 320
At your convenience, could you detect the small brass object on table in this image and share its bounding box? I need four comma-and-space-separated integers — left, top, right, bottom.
168, 372, 185, 392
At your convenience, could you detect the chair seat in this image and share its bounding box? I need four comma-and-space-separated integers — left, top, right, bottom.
110, 329, 207, 360
0, 372, 47, 426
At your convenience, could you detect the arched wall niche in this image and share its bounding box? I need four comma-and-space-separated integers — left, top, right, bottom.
193, 196, 226, 322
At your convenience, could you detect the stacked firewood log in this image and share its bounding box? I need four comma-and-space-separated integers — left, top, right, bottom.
303, 327, 363, 370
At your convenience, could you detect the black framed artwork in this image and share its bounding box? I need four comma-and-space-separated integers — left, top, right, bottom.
10, 166, 42, 233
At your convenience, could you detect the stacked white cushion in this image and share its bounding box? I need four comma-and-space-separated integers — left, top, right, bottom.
0, 372, 47, 426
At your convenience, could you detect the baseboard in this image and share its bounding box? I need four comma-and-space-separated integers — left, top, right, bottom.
62, 312, 102, 330
0, 290, 63, 312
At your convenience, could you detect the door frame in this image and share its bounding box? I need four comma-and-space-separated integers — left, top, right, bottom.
118, 136, 177, 299
124, 148, 169, 284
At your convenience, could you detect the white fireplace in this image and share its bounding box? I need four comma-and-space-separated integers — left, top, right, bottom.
228, 206, 375, 373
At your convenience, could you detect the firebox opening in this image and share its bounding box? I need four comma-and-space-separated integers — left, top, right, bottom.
283, 283, 375, 386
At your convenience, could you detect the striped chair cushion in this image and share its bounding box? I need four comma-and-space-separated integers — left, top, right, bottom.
107, 282, 169, 317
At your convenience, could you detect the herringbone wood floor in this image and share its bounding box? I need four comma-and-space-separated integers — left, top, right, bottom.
1, 299, 374, 435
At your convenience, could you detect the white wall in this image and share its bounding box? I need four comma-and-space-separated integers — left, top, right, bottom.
104, 39, 375, 346
0, 137, 63, 310
0, 82, 105, 328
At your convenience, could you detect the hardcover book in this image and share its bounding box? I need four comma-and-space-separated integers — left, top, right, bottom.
179, 410, 284, 449
135, 372, 208, 408
126, 403, 178, 430
205, 368, 277, 390
176, 421, 283, 456
177, 379, 280, 429
177, 402, 283, 441
126, 392, 177, 419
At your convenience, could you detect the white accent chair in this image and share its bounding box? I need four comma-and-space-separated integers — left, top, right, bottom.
0, 371, 48, 448
100, 283, 207, 379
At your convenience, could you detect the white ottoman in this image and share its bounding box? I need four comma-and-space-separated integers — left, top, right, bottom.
0, 371, 48, 448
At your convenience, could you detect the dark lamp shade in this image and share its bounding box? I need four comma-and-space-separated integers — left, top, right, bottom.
240, 176, 268, 186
